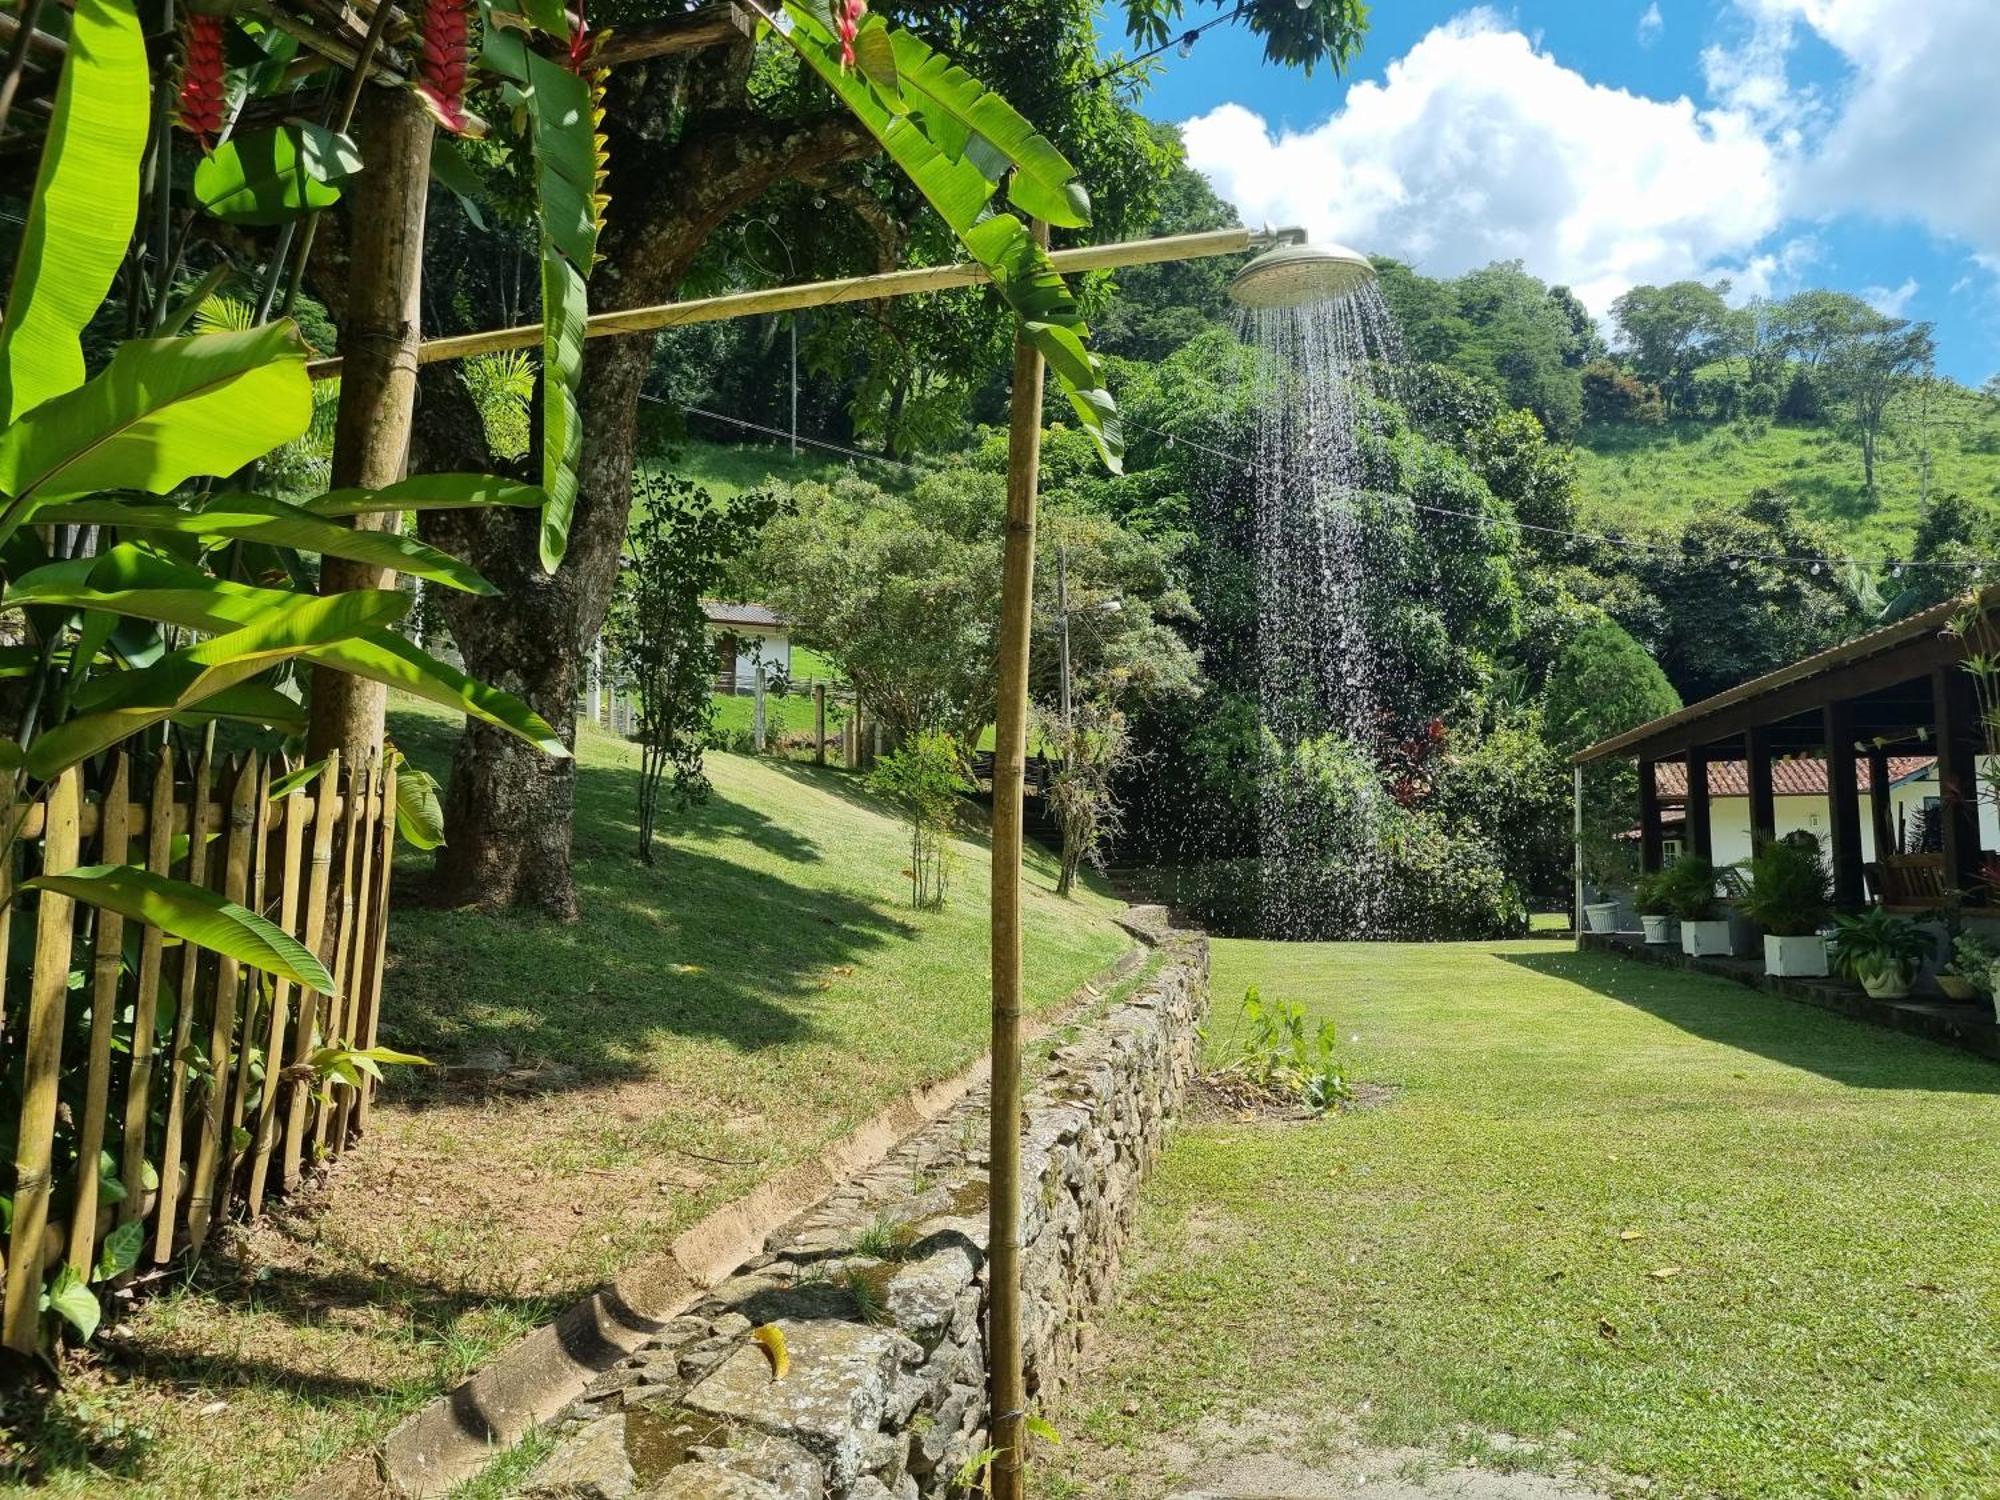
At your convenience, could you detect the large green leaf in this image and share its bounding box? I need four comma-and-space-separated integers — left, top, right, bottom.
539, 255, 587, 571
0, 324, 312, 536
16, 547, 570, 757
42, 1262, 100, 1342
0, 0, 150, 425
767, 2, 1120, 472
25, 588, 408, 777
34, 494, 498, 594
28, 864, 336, 994
192, 124, 365, 226
308, 473, 547, 517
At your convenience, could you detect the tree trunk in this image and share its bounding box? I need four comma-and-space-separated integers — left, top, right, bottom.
413, 67, 871, 916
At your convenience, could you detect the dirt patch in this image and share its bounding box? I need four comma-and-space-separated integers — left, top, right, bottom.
1188, 1073, 1400, 1125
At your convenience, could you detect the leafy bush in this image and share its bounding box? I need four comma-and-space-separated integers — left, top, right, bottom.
867, 731, 968, 911
1655, 857, 1722, 921
1737, 837, 1832, 936
1633, 869, 1675, 916
1222, 986, 1351, 1113
1947, 933, 1999, 997
1829, 908, 1931, 985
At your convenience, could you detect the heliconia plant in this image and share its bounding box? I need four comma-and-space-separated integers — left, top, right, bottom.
415, 0, 476, 135
834, 0, 866, 70
173, 6, 229, 148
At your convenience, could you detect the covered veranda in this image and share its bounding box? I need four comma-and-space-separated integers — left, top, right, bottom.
1574, 585, 2000, 916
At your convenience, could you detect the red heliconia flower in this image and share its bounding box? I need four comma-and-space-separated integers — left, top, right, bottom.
414, 0, 473, 136
175, 13, 227, 150
835, 0, 866, 71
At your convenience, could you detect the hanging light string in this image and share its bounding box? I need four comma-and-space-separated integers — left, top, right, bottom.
1087, 1, 1250, 87
645, 394, 1992, 579
1127, 417, 1995, 577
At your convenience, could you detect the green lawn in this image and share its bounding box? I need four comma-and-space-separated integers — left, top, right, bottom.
12, 699, 1130, 1498
650, 435, 913, 502
1049, 940, 2000, 1500
1575, 406, 2000, 554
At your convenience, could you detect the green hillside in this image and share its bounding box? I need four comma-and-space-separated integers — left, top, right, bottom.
1575, 401, 2000, 555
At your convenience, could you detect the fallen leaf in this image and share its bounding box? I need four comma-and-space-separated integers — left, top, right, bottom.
752, 1323, 789, 1380
670, 963, 703, 975
832, 965, 854, 976
1648, 1267, 1683, 1281
1618, 1229, 1643, 1242
1598, 1319, 1619, 1341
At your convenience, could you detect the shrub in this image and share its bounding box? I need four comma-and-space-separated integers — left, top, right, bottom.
1582, 360, 1666, 426
1655, 856, 1721, 921
1222, 986, 1351, 1113
1633, 869, 1674, 916
867, 731, 968, 911
1737, 837, 1832, 936
1829, 908, 1931, 985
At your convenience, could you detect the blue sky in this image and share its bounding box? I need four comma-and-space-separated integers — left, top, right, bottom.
1115, 1, 2000, 385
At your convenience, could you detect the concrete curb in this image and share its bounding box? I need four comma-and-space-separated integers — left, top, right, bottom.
304, 932, 1154, 1500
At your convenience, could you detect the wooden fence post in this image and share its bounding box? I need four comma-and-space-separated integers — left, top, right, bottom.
66, 755, 129, 1280
3, 768, 81, 1352
248, 761, 310, 1213
754, 666, 767, 753
154, 731, 216, 1264
187, 755, 259, 1253
814, 682, 827, 766
121, 754, 176, 1231
284, 752, 342, 1189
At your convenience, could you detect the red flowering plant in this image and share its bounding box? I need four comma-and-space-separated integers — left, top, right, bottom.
414, 0, 476, 135
173, 1, 230, 149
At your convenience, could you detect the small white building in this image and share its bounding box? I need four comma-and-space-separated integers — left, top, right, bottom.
703, 601, 791, 695
1654, 755, 2000, 867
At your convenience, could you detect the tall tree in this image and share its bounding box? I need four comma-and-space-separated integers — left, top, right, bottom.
1609, 279, 1733, 414
1824, 313, 1936, 497
410, 0, 1369, 916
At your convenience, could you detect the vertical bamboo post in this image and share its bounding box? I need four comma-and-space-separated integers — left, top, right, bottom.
3, 768, 81, 1352
187, 754, 258, 1252
66, 754, 130, 1280
223, 756, 273, 1191
285, 753, 342, 1186
248, 768, 311, 1212
987, 223, 1048, 1500
350, 755, 396, 1140
324, 755, 371, 1153
306, 86, 433, 764
121, 753, 176, 1230
155, 731, 216, 1263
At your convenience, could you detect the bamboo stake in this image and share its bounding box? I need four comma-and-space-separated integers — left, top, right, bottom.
186, 755, 258, 1252
2, 768, 80, 1352
66, 754, 129, 1281
247, 765, 311, 1211
331, 757, 380, 1150
350, 754, 395, 1139
222, 757, 274, 1191
986, 222, 1049, 1500
120, 754, 177, 1231
316, 754, 366, 1157
154, 731, 217, 1264
0, 790, 333, 842
284, 751, 342, 1188
304, 227, 1259, 380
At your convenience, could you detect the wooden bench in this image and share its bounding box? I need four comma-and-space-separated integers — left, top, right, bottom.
1864, 852, 1950, 909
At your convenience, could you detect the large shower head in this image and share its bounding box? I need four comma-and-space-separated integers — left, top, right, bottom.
1229, 240, 1376, 310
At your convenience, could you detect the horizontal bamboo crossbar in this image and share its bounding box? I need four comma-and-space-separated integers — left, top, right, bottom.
2, 792, 374, 841
305, 227, 1258, 380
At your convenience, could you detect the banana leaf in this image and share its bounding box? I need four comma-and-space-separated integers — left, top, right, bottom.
0, 323, 312, 535
308, 473, 547, 517
0, 0, 150, 425
192, 123, 365, 226
27, 864, 335, 993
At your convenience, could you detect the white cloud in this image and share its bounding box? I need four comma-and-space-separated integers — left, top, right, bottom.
1637, 3, 1664, 47
1724, 0, 2000, 257
1862, 278, 1918, 317
1714, 235, 1820, 301
1179, 13, 1784, 316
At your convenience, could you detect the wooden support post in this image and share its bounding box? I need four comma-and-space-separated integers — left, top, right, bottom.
753, 665, 767, 753
1825, 701, 1864, 912
1686, 749, 1714, 863
1934, 665, 1983, 895
813, 682, 827, 767
987, 226, 1048, 1500
1866, 744, 1894, 863
306, 86, 434, 762
1638, 757, 1664, 874
1747, 726, 1777, 849
1572, 763, 1585, 941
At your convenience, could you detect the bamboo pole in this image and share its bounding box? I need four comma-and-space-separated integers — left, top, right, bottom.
154, 733, 216, 1264
186, 755, 258, 1253
247, 766, 311, 1211
120, 754, 176, 1231
350, 754, 396, 1139
986, 222, 1049, 1500
284, 752, 342, 1187
2, 768, 79, 1352
222, 757, 275, 1190
331, 758, 381, 1149
0, 790, 337, 842
66, 754, 129, 1281
304, 227, 1259, 380
317, 754, 367, 1157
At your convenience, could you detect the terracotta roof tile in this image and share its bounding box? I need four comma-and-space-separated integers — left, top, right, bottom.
1653, 755, 1935, 800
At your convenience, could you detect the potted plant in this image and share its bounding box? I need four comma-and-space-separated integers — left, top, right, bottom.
1633, 870, 1678, 945
1737, 837, 1832, 977
1829, 908, 1932, 1000
1941, 931, 1999, 1006
1659, 857, 1731, 956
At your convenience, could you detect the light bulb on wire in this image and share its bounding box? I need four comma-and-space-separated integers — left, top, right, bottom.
1178, 30, 1197, 57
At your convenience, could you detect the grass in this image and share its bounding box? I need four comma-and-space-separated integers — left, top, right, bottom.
1048, 939, 2000, 1499
9, 697, 1130, 1499
1574, 404, 2000, 555
653, 435, 914, 503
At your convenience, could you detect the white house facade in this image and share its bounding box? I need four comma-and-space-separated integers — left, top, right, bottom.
703, 601, 791, 695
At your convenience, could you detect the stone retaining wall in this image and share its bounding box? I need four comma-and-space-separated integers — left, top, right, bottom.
516, 932, 1206, 1500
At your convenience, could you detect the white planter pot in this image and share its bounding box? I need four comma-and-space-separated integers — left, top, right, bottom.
1640, 914, 1677, 945
1937, 974, 1979, 1003
1858, 966, 1912, 1001
1763, 934, 1828, 978
1681, 919, 1734, 957
1583, 902, 1619, 935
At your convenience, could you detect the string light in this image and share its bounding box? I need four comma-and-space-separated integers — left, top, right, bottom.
1088, 2, 1250, 87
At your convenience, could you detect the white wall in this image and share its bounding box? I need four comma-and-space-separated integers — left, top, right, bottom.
1692, 761, 2000, 870
719, 629, 791, 692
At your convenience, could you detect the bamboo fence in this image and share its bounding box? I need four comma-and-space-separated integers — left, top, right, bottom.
0, 743, 396, 1354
